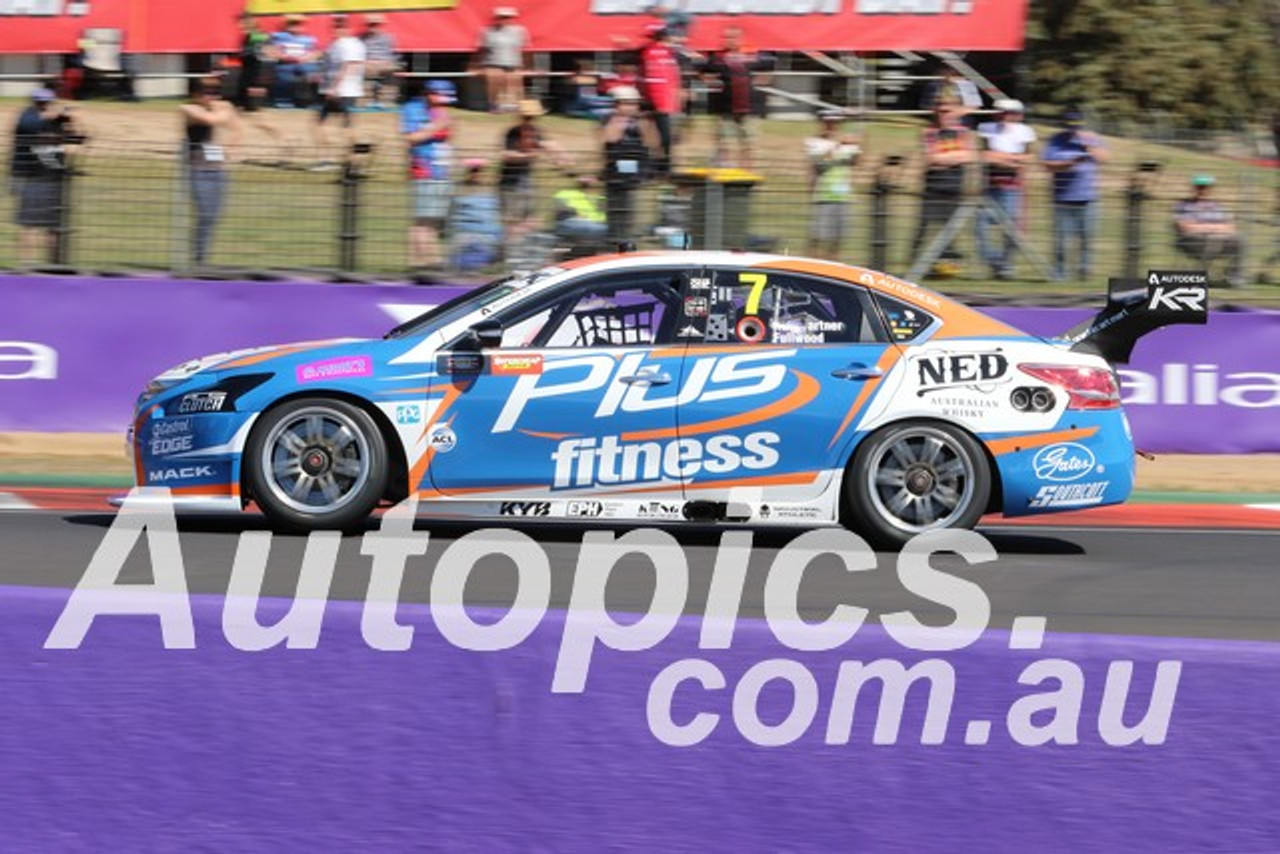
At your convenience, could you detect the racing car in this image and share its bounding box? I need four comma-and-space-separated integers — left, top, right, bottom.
123, 253, 1206, 547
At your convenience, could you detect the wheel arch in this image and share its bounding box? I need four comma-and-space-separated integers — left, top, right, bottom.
239, 389, 410, 507
839, 416, 1004, 520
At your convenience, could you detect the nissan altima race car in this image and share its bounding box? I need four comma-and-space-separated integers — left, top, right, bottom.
123, 253, 1206, 547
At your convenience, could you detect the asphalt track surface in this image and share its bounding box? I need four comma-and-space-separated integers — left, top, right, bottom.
1, 511, 1277, 642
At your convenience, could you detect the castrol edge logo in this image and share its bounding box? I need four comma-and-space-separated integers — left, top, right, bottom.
493, 350, 800, 433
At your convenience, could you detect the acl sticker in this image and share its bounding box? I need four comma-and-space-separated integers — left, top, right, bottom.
429, 424, 457, 454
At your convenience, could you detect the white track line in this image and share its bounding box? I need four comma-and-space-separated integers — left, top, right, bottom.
0, 492, 36, 511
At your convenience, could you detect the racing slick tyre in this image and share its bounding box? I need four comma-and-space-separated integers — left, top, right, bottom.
246, 397, 389, 532
844, 420, 991, 550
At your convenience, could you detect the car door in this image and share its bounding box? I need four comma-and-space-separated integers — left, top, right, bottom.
672, 266, 896, 506
424, 268, 694, 505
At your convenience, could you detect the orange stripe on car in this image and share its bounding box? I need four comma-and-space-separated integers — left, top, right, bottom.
520, 429, 580, 440
216, 343, 321, 370
985, 426, 1100, 457
170, 483, 239, 497
620, 370, 820, 442
407, 384, 464, 488
826, 347, 903, 450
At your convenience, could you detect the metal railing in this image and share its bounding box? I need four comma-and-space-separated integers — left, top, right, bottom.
2, 137, 1276, 288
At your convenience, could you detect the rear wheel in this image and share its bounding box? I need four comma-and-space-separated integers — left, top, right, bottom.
245, 397, 388, 532
844, 421, 990, 549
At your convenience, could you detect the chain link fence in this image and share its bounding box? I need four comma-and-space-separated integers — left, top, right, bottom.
2, 132, 1276, 287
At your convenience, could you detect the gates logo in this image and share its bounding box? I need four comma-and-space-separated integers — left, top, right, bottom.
1032, 443, 1097, 482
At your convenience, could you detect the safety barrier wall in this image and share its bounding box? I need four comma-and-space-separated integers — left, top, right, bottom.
2, 273, 1277, 451
1, 584, 1277, 850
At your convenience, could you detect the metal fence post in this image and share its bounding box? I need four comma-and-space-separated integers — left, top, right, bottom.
1123, 163, 1160, 279
337, 144, 371, 272
52, 157, 74, 266
870, 156, 896, 272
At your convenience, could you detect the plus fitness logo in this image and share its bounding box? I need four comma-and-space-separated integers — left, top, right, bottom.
45, 492, 1181, 749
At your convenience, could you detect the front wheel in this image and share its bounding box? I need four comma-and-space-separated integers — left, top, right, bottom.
245, 397, 388, 532
844, 421, 991, 550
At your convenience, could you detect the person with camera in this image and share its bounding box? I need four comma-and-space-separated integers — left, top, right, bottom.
1042, 109, 1108, 281
804, 109, 860, 260
9, 87, 82, 266
602, 86, 659, 245
181, 77, 240, 267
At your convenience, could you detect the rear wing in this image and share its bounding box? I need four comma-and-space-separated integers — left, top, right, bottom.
1061, 271, 1208, 365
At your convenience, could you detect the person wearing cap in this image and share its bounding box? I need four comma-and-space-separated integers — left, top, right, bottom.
976, 98, 1037, 279
476, 7, 529, 113
9, 87, 80, 265
181, 77, 240, 267
602, 85, 659, 244
269, 14, 321, 107
804, 109, 860, 260
498, 99, 564, 250
360, 14, 400, 109
402, 78, 457, 277
1042, 109, 1108, 280
910, 98, 977, 276
1174, 175, 1244, 286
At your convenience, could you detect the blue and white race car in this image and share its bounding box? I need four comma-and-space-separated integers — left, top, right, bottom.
124, 253, 1205, 546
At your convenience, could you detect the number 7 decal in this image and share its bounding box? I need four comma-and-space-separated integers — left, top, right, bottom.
740, 272, 769, 314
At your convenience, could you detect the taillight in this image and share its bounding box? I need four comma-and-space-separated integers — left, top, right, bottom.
1018, 364, 1121, 410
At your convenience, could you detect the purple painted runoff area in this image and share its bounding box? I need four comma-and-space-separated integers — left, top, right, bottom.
3, 274, 1277, 451
1, 584, 1277, 850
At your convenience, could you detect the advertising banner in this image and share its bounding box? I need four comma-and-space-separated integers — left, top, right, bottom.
0, 0, 1025, 53
2, 275, 1272, 452
3, 584, 1278, 851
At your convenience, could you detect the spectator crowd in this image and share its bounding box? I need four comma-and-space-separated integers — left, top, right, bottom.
5, 9, 1257, 285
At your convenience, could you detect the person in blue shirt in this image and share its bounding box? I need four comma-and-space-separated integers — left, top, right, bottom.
402, 78, 455, 278
1041, 109, 1108, 281
269, 15, 321, 107
448, 158, 503, 272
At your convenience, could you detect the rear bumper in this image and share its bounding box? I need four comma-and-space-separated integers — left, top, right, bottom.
990, 410, 1136, 518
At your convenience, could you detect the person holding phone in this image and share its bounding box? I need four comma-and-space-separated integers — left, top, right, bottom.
1042, 108, 1108, 281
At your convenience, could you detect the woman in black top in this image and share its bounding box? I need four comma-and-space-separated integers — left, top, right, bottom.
180, 77, 239, 266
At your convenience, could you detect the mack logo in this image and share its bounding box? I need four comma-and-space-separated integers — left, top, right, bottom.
500, 501, 550, 517
148, 465, 215, 483
177, 391, 227, 414
1032, 443, 1096, 483
1148, 285, 1207, 313
915, 352, 1009, 395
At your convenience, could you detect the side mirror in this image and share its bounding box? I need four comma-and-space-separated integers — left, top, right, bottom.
469, 319, 504, 350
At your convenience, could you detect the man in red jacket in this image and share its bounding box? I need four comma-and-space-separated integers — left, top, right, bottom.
639, 23, 681, 178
